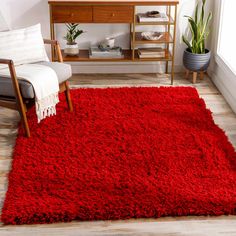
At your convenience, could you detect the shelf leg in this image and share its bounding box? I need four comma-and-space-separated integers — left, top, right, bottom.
49, 5, 56, 61
132, 6, 136, 60
166, 62, 169, 74
171, 5, 178, 85
166, 5, 171, 74
171, 68, 174, 85
130, 23, 132, 51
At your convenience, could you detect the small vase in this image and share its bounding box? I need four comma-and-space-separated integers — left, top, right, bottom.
64, 43, 79, 56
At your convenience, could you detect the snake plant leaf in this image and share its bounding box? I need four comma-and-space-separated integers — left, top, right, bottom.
203, 12, 213, 33
195, 3, 199, 23
200, 0, 205, 27
182, 35, 192, 50
199, 11, 212, 47
182, 0, 212, 54
188, 17, 198, 41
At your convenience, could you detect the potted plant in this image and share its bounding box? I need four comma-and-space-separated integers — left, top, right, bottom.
64, 23, 84, 56
182, 0, 212, 74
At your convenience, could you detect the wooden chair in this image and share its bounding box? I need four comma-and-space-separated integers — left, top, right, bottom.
0, 39, 73, 137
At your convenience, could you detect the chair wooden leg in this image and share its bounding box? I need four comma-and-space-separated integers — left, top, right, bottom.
7, 60, 31, 137
193, 72, 197, 84
17, 102, 30, 137
65, 81, 73, 112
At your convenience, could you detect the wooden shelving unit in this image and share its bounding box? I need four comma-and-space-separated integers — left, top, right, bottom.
48, 0, 179, 84
131, 4, 177, 84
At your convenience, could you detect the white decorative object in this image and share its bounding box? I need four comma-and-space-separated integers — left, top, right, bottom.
138, 13, 169, 23
64, 44, 79, 56
89, 47, 123, 59
147, 11, 160, 18
0, 24, 49, 70
105, 37, 115, 48
141, 32, 163, 41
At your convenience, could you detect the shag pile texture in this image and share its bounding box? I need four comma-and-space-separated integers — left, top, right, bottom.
1, 87, 236, 225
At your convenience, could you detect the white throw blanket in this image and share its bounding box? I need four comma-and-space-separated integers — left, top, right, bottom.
0, 64, 59, 122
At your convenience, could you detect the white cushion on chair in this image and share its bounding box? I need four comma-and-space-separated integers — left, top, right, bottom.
0, 62, 72, 99
0, 24, 49, 70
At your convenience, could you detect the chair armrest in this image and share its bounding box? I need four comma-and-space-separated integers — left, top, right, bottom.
0, 58, 14, 66
0, 59, 22, 99
0, 59, 17, 83
43, 39, 59, 46
0, 58, 18, 83
44, 39, 63, 63
0, 58, 16, 76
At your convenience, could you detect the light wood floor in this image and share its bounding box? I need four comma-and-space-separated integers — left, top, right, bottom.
0, 73, 236, 236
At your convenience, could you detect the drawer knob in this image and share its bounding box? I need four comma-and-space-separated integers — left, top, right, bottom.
71, 13, 74, 17
111, 13, 115, 17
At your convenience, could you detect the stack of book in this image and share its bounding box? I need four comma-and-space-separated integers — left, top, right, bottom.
137, 13, 169, 23
138, 48, 166, 59
89, 47, 124, 59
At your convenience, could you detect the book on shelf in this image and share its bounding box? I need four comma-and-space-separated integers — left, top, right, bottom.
89, 47, 124, 59
137, 13, 169, 23
138, 47, 166, 58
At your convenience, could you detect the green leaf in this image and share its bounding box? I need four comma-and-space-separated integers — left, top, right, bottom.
199, 12, 212, 43
195, 3, 199, 23
201, 0, 205, 27
73, 30, 84, 41
188, 17, 198, 40
205, 12, 213, 31
182, 0, 212, 54
64, 23, 84, 44
182, 35, 192, 50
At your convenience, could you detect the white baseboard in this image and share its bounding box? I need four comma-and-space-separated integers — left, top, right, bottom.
211, 74, 236, 113
209, 58, 236, 113
69, 62, 183, 74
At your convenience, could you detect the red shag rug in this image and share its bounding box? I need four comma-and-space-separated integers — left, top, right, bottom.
1, 87, 236, 225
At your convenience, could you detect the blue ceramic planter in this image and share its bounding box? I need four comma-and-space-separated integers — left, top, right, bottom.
183, 49, 211, 72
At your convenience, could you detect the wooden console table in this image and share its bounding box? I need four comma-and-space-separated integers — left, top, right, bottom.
48, 0, 179, 84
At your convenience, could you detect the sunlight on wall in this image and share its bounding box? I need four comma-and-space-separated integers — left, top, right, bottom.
218, 0, 236, 75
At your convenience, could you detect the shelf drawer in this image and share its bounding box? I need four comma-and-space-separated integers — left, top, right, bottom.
93, 6, 134, 23
51, 6, 93, 23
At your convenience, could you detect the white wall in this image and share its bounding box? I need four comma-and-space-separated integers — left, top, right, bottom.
1, 0, 213, 73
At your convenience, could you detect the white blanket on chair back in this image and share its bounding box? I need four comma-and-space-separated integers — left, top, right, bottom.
0, 64, 59, 123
